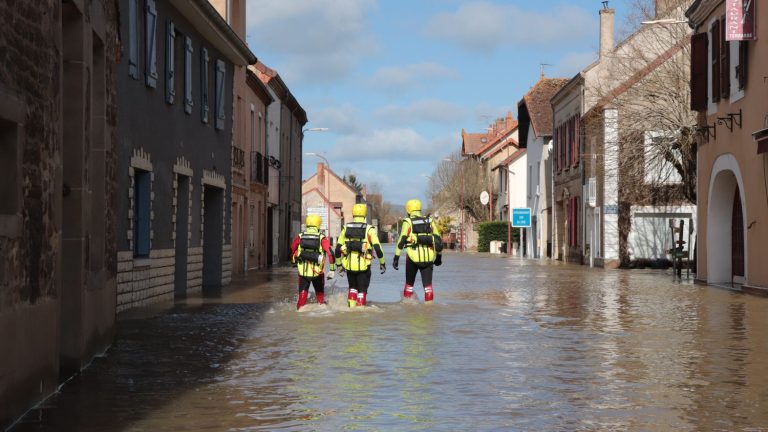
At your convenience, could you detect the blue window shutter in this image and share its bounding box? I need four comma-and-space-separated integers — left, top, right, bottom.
145, 0, 158, 88
215, 60, 226, 130
134, 171, 151, 257
128, 0, 138, 78
184, 36, 193, 114
165, 20, 175, 104
201, 47, 209, 123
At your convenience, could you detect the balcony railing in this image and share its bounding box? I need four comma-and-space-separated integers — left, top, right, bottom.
233, 147, 246, 170
251, 151, 269, 185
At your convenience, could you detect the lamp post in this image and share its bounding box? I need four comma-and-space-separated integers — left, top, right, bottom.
443, 158, 465, 252
305, 151, 333, 240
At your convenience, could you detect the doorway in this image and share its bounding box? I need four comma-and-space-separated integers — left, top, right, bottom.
732, 187, 745, 280
174, 175, 190, 299
202, 186, 223, 290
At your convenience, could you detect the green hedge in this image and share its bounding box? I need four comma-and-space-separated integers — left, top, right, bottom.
477, 221, 519, 253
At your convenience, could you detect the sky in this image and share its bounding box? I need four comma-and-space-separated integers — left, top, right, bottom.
244, 0, 638, 206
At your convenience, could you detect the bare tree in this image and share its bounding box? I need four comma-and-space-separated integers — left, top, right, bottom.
429, 151, 493, 223
591, 0, 697, 204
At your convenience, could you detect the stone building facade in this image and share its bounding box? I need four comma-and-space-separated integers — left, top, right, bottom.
0, 0, 118, 427
115, 0, 256, 311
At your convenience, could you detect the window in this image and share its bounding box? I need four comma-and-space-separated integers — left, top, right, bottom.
719, 17, 730, 100
145, 0, 158, 88
527, 165, 532, 198
215, 60, 226, 130
184, 36, 193, 114
200, 47, 209, 123
0, 118, 21, 221
165, 20, 175, 104
128, 0, 139, 78
736, 41, 748, 90
134, 170, 151, 257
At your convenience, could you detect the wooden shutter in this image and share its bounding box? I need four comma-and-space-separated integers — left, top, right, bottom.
737, 41, 748, 90
145, 0, 158, 88
720, 17, 730, 99
574, 117, 580, 167
165, 20, 175, 104
690, 32, 708, 110
215, 59, 226, 130
201, 47, 209, 123
128, 0, 139, 78
711, 20, 720, 102
184, 37, 193, 114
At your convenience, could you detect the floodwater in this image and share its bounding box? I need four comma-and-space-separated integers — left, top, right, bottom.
11, 245, 768, 431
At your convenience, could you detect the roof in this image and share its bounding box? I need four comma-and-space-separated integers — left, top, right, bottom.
495, 148, 527, 169
251, 62, 308, 125
245, 68, 273, 106
302, 166, 360, 197
302, 188, 343, 218
169, 0, 256, 65
518, 78, 569, 143
462, 113, 517, 157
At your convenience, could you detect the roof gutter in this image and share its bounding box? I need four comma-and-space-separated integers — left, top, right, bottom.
169, 0, 257, 66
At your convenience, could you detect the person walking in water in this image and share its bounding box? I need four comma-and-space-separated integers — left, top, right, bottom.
335, 203, 386, 308
290, 214, 336, 310
392, 199, 442, 303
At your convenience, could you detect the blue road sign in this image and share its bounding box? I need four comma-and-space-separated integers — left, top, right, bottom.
512, 208, 532, 228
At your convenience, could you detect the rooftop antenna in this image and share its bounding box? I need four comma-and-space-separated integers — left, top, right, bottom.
540, 63, 552, 79
602, 1, 609, 10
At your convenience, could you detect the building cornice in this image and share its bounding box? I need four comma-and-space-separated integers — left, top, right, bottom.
686, 0, 722, 29
169, 0, 257, 66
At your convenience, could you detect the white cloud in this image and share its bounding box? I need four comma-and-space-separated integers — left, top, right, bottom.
425, 2, 597, 53
375, 99, 466, 125
368, 62, 458, 91
246, 0, 377, 84
308, 103, 366, 135
330, 129, 455, 162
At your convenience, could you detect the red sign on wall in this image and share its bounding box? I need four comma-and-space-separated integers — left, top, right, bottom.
726, 0, 756, 41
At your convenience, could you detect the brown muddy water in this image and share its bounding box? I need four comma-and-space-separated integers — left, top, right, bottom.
11, 245, 768, 431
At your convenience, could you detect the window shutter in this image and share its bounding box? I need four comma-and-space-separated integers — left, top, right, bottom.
128, 0, 139, 78
690, 32, 708, 110
215, 59, 226, 130
184, 37, 193, 114
201, 47, 209, 123
574, 117, 580, 167
145, 0, 158, 88
710, 20, 720, 102
165, 20, 175, 104
737, 41, 748, 90
720, 17, 730, 99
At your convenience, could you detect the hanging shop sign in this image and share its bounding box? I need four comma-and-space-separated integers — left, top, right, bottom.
726, 0, 756, 41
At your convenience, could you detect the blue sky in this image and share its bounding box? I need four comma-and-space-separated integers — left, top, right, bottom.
245, 0, 636, 205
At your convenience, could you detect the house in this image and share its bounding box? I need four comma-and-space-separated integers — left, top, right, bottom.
302, 163, 367, 242
115, 0, 257, 310
518, 77, 569, 258
552, 1, 696, 267
687, 0, 768, 292
252, 62, 308, 264
0, 0, 119, 426
210, 0, 274, 274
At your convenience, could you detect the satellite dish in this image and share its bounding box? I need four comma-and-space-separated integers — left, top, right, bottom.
480, 191, 490, 205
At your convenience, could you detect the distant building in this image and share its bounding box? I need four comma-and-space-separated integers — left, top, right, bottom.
302, 163, 367, 242
687, 0, 768, 291
0, 0, 119, 426
518, 77, 569, 258
115, 0, 256, 310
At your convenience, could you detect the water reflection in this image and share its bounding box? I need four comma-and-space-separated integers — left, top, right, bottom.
11, 251, 768, 431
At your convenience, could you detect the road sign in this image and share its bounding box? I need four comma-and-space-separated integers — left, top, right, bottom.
480, 191, 489, 205
512, 208, 531, 228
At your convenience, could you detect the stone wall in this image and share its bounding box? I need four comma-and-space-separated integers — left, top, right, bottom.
116, 249, 176, 313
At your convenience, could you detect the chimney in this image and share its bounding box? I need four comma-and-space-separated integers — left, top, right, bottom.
655, 0, 675, 18
599, 4, 615, 59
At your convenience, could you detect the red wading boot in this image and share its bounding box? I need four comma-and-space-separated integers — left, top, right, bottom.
424, 285, 434, 303
356, 292, 367, 307
403, 284, 414, 299
348, 289, 358, 308
316, 292, 325, 305
297, 290, 309, 310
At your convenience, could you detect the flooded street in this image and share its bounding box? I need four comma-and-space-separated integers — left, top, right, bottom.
12, 246, 768, 431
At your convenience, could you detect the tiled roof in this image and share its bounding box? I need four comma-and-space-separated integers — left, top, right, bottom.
520, 78, 569, 138
462, 112, 517, 157
495, 148, 527, 169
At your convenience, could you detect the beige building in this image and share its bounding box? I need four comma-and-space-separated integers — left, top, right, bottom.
302, 163, 366, 242
687, 0, 768, 291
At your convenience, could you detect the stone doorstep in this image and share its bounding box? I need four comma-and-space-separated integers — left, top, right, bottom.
740, 284, 768, 297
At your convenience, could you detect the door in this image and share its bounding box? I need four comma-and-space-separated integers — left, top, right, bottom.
174, 175, 190, 298
732, 188, 745, 279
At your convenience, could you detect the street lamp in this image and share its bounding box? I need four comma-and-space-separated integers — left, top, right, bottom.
443, 158, 465, 253
305, 152, 333, 240
641, 19, 688, 25
303, 127, 329, 133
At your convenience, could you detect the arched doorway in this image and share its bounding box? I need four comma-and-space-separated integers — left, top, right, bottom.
707, 154, 747, 285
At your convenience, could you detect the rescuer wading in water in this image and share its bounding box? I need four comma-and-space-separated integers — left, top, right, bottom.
392, 199, 443, 303
334, 203, 386, 307
290, 214, 336, 310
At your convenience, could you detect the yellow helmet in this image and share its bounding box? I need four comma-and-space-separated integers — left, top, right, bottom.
352, 203, 367, 218
305, 214, 322, 228
405, 199, 422, 215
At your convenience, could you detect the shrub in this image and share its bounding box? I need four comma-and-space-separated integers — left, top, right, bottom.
477, 221, 519, 253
